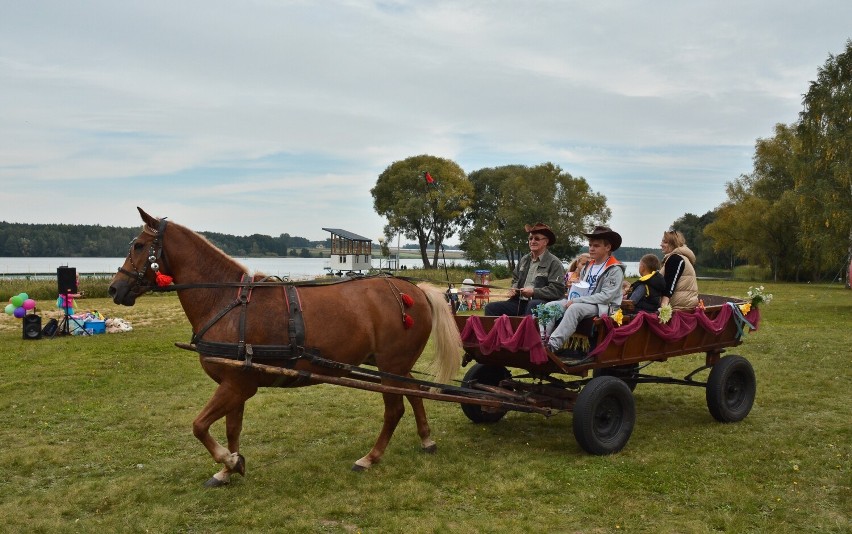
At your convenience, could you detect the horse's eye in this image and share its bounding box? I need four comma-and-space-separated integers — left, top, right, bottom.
133, 242, 145, 251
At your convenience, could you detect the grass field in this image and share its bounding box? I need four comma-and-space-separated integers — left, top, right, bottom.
1, 280, 849, 533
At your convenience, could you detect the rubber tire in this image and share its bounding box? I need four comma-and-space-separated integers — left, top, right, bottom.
706, 355, 756, 422
593, 364, 639, 392
573, 376, 636, 455
460, 363, 511, 423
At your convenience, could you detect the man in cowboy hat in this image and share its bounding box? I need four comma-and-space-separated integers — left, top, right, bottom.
484, 222, 566, 317
545, 225, 625, 355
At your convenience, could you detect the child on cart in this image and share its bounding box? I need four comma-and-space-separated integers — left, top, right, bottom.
625, 254, 666, 312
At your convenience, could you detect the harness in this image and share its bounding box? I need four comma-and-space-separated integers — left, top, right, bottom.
118, 219, 430, 387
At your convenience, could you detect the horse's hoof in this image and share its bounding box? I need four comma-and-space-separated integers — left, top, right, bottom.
351, 464, 368, 472
234, 453, 246, 476
203, 476, 228, 488
422, 443, 438, 454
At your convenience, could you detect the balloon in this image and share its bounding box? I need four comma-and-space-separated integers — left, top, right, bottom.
19, 293, 29, 300
13, 307, 26, 318
23, 298, 36, 310
10, 295, 24, 307
4, 303, 14, 315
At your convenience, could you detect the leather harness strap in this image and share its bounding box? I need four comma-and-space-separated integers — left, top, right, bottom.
285, 285, 305, 352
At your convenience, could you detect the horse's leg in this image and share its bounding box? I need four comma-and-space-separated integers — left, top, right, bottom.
404, 373, 436, 453
206, 401, 248, 486
193, 381, 255, 486
352, 390, 405, 471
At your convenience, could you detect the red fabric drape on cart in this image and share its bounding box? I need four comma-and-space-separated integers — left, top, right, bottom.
590, 305, 761, 358
459, 315, 548, 364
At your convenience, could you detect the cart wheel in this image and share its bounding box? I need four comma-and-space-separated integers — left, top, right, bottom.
460, 363, 510, 423
706, 355, 756, 422
592, 364, 639, 391
573, 376, 635, 455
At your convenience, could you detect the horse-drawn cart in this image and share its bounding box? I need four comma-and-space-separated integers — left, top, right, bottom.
202, 293, 760, 457
111, 209, 763, 483
452, 293, 761, 454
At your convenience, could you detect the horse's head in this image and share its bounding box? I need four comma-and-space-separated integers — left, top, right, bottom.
109, 207, 172, 306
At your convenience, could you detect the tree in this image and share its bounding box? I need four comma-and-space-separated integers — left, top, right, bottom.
460, 163, 610, 270
705, 124, 804, 280
372, 155, 473, 268
796, 39, 852, 274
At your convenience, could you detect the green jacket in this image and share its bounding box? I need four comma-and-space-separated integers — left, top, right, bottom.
512, 250, 566, 302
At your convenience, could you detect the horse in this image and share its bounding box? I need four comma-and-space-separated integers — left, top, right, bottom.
109, 208, 462, 486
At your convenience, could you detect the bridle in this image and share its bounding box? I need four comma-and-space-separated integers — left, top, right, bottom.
118, 218, 171, 291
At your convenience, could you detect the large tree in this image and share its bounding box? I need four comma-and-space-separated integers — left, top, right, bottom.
705, 124, 804, 279
372, 155, 473, 268
460, 163, 610, 270
705, 123, 804, 280
796, 39, 852, 273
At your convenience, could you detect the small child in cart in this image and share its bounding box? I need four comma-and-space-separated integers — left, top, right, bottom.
626, 254, 666, 312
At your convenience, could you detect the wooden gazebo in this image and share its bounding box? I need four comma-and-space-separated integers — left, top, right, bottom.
322, 228, 372, 273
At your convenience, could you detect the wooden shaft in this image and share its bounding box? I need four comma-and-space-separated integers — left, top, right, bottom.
202, 357, 554, 416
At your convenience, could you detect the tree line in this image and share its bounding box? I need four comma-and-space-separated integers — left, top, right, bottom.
703, 40, 851, 281
0, 222, 322, 258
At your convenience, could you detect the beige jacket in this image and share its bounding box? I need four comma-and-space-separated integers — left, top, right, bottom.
662, 246, 699, 310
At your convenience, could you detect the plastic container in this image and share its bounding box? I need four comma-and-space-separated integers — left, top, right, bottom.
85, 320, 106, 334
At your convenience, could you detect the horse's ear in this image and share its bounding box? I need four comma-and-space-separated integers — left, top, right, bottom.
137, 207, 158, 227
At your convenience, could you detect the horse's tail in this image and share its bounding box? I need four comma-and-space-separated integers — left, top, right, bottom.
418, 283, 463, 385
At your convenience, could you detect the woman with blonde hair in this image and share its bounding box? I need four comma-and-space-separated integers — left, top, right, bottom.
659, 229, 698, 309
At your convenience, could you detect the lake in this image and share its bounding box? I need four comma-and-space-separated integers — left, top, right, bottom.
0, 257, 640, 279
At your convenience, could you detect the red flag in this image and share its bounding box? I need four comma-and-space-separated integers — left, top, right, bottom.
424, 171, 434, 184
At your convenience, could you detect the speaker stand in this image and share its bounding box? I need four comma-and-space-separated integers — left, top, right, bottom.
52, 292, 89, 337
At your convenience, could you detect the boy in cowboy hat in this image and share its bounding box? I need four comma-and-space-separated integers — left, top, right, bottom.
484, 222, 566, 316
545, 226, 625, 355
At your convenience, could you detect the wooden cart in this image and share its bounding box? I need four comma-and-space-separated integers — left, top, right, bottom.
453, 294, 760, 454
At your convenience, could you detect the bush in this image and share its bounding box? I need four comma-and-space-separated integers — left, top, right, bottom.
1, 275, 115, 302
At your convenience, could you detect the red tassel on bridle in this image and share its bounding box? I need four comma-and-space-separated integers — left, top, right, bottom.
400, 293, 414, 308
156, 271, 173, 287
402, 313, 414, 329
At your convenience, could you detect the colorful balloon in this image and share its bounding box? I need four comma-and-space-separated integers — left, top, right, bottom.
4, 303, 14, 315
19, 292, 29, 300
10, 295, 24, 307
23, 298, 36, 310
13, 306, 26, 318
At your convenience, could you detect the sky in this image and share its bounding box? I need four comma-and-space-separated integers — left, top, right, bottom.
1, 1, 849, 249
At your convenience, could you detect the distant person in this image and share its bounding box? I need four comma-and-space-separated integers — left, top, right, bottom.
460, 278, 476, 310
660, 229, 699, 309
484, 223, 566, 316
544, 226, 625, 355
626, 254, 666, 312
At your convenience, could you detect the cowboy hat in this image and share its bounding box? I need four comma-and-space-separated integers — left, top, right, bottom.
524, 222, 556, 245
583, 225, 622, 252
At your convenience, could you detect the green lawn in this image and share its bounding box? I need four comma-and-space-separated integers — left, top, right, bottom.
0, 281, 849, 533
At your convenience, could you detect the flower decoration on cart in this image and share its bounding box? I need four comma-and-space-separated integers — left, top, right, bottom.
658, 303, 673, 324
531, 302, 564, 338
609, 307, 624, 326
741, 286, 773, 314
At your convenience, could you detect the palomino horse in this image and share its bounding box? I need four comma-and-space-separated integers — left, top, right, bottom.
109, 208, 462, 486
